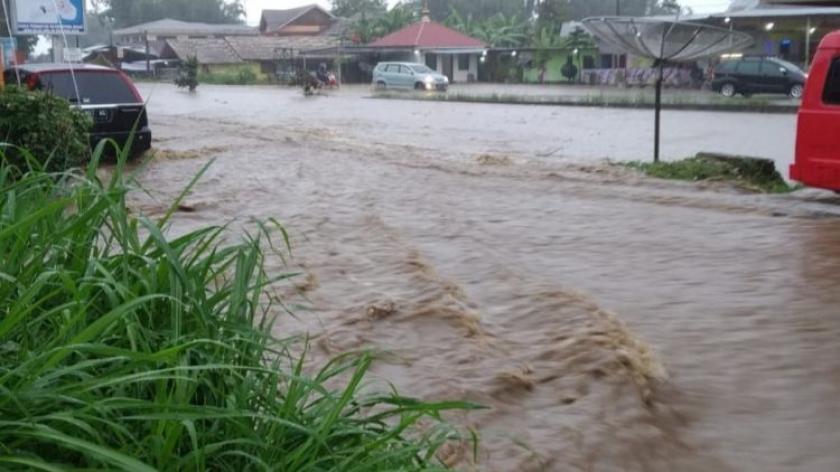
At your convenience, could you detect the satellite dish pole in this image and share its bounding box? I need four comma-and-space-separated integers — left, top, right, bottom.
583, 16, 753, 163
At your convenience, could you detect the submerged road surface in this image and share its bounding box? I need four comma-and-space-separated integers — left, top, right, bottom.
136, 84, 839, 471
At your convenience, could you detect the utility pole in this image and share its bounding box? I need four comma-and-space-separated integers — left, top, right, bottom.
805, 17, 812, 69
144, 30, 150, 76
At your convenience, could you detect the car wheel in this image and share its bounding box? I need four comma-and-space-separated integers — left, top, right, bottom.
414, 82, 426, 91
789, 84, 804, 99
375, 81, 386, 91
720, 83, 736, 97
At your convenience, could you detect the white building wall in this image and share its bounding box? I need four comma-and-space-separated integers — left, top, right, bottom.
451, 54, 479, 82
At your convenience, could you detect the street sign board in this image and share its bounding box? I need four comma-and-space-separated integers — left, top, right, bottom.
63, 46, 82, 62
11, 0, 86, 35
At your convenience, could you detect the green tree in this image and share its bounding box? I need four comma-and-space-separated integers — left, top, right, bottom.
536, 0, 569, 34
350, 3, 416, 43
104, 0, 244, 28
445, 11, 527, 48
331, 0, 387, 18
532, 26, 563, 82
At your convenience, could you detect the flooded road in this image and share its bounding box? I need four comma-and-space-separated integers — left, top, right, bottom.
137, 84, 840, 471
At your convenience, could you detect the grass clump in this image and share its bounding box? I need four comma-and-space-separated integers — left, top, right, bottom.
0, 144, 474, 470
623, 153, 795, 193
199, 67, 265, 86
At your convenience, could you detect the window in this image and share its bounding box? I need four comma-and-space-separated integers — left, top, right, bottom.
425, 53, 437, 70
384, 64, 400, 73
823, 57, 840, 105
399, 65, 414, 75
411, 65, 433, 74
38, 72, 138, 104
458, 54, 469, 71
736, 60, 761, 75
716, 61, 736, 74
761, 61, 786, 77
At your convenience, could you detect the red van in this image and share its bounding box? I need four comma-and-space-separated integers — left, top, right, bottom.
790, 30, 840, 191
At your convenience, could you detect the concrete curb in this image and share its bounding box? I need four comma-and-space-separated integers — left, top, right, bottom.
370, 93, 799, 115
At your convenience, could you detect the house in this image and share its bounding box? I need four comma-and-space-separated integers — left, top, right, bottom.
363, 12, 485, 83
161, 38, 256, 77
114, 18, 257, 46
225, 35, 341, 77
702, 0, 840, 67
260, 4, 337, 36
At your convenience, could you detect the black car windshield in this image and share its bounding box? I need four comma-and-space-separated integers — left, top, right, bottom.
37, 71, 138, 105
411, 65, 434, 74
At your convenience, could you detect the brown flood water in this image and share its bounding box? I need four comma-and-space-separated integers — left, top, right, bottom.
133, 85, 840, 471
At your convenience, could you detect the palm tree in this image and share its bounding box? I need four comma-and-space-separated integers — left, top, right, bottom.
532, 26, 562, 83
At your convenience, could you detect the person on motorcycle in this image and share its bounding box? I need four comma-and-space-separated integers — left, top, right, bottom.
316, 63, 329, 86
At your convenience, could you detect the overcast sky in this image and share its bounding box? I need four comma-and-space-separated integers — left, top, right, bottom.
241, 0, 738, 25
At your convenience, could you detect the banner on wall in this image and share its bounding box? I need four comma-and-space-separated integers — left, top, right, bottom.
1, 37, 17, 65
12, 0, 86, 35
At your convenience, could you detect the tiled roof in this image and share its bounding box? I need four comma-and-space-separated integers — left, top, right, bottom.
165, 38, 243, 64
225, 36, 340, 61
114, 18, 256, 37
260, 4, 334, 33
368, 20, 485, 48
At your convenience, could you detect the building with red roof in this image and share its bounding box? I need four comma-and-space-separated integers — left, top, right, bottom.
365, 12, 486, 83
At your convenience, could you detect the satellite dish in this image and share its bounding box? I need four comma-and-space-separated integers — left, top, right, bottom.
582, 17, 754, 162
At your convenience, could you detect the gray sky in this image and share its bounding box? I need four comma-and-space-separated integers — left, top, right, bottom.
242, 0, 737, 25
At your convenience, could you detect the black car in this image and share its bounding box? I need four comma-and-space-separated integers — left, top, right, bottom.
3, 63, 151, 155
711, 56, 807, 98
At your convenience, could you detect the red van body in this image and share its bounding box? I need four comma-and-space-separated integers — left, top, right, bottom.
790, 31, 840, 191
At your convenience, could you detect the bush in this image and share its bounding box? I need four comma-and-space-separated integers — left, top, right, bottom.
175, 56, 199, 92
199, 66, 263, 86
0, 151, 475, 470
624, 154, 793, 193
0, 86, 91, 172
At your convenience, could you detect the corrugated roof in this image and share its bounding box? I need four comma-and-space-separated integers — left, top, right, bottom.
260, 4, 334, 33
368, 20, 485, 49
114, 18, 256, 37
714, 6, 840, 17
225, 36, 340, 61
165, 38, 243, 64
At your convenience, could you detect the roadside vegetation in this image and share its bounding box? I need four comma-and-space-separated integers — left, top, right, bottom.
0, 136, 473, 467
372, 89, 795, 113
0, 86, 92, 172
622, 154, 796, 193
198, 66, 268, 86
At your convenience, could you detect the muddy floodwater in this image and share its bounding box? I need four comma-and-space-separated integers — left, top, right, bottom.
136, 84, 840, 471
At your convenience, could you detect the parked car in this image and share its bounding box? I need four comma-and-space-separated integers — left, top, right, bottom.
372, 62, 449, 91
711, 56, 807, 98
789, 30, 840, 192
3, 63, 151, 155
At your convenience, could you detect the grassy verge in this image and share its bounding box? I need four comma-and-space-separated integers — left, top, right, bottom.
0, 144, 474, 470
373, 90, 797, 113
621, 153, 796, 193
198, 70, 270, 86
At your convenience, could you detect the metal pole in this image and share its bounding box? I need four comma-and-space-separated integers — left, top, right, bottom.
144, 30, 150, 75
654, 60, 663, 162
805, 17, 812, 69
337, 39, 343, 85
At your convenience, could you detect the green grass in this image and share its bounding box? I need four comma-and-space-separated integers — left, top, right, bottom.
622, 154, 796, 193
198, 69, 268, 86
0, 142, 476, 470
373, 90, 793, 112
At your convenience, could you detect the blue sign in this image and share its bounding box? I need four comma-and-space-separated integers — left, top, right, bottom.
12, 0, 86, 35
1, 38, 17, 66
